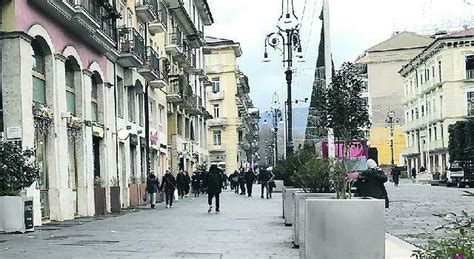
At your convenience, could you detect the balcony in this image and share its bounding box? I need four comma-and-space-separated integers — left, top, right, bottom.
208, 117, 229, 127
166, 75, 185, 104
165, 30, 188, 63
187, 31, 205, 48
150, 58, 170, 89
208, 91, 225, 101
138, 47, 160, 81
149, 7, 167, 35
135, 0, 158, 24
31, 0, 118, 58
187, 95, 202, 116
162, 0, 198, 36
117, 27, 145, 68
209, 144, 226, 152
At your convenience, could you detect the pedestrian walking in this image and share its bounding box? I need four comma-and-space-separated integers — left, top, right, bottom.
201, 170, 209, 194
238, 169, 246, 195
268, 172, 276, 199
245, 169, 255, 197
145, 172, 160, 209
192, 171, 200, 197
160, 170, 176, 208
354, 159, 390, 208
391, 167, 400, 187
411, 167, 417, 179
184, 171, 191, 197
207, 164, 223, 213
222, 172, 228, 190
231, 170, 239, 194
258, 168, 272, 199
176, 169, 185, 199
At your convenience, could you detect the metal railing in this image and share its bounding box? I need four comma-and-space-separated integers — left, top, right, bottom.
158, 3, 168, 29
118, 27, 145, 62
146, 46, 160, 75
136, 0, 158, 15
169, 29, 183, 47
167, 76, 183, 96
467, 69, 474, 79
68, 0, 117, 40
159, 58, 169, 82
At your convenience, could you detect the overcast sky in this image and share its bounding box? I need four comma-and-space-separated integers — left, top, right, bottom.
206, 0, 474, 112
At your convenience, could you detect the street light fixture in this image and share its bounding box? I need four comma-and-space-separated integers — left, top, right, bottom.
263, 0, 303, 156
385, 110, 400, 166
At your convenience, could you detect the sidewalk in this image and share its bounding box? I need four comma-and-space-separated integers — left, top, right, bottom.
386, 233, 418, 259
0, 185, 418, 258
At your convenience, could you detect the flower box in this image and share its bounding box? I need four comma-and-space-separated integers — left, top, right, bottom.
94, 187, 106, 216
283, 187, 302, 226
110, 186, 121, 213
300, 198, 385, 259
0, 196, 34, 233
129, 183, 139, 207
292, 192, 336, 247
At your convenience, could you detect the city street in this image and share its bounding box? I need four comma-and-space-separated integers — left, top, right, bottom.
0, 182, 472, 258
385, 179, 474, 247
0, 187, 298, 258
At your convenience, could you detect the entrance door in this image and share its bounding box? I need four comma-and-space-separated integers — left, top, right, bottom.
36, 132, 49, 219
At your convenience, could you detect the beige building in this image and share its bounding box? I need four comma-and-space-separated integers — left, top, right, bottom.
400, 28, 474, 176
204, 37, 259, 173
356, 32, 433, 165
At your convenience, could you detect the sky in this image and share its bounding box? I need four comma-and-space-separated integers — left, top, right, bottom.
206, 0, 474, 112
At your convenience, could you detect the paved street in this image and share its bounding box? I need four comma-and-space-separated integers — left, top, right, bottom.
385, 179, 474, 247
0, 186, 298, 259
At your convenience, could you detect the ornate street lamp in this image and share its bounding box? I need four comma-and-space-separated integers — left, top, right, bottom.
385, 110, 400, 166
263, 0, 304, 156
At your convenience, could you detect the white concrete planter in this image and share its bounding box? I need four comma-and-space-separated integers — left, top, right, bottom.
0, 196, 34, 233
292, 193, 335, 247
273, 180, 284, 192
283, 188, 302, 226
301, 198, 385, 259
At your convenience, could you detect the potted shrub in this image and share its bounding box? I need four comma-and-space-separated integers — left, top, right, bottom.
0, 142, 39, 233
109, 176, 121, 213
300, 63, 384, 259
93, 176, 106, 216
129, 175, 139, 207
291, 157, 336, 247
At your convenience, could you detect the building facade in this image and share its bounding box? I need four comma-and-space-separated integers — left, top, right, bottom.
204, 37, 259, 174
356, 32, 433, 165
0, 0, 212, 225
400, 28, 474, 176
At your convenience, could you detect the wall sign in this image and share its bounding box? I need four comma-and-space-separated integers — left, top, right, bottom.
6, 127, 22, 140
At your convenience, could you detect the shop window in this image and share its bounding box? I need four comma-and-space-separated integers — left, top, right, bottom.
32, 40, 46, 104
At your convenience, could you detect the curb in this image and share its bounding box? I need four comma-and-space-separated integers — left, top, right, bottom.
386, 233, 419, 259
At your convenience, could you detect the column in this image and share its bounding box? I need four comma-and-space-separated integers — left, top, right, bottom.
76, 69, 94, 216
1, 33, 40, 224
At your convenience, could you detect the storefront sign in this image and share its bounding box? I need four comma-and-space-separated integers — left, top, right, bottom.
92, 125, 104, 138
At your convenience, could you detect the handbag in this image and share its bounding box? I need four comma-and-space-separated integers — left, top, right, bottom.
269, 181, 276, 188
174, 189, 179, 201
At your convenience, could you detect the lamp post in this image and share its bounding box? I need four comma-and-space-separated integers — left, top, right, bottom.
385, 110, 400, 166
264, 93, 283, 166
263, 0, 304, 156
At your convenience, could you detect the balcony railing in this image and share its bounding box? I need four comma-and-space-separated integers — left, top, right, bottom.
146, 46, 159, 75
169, 29, 183, 47
467, 69, 474, 79
118, 27, 145, 62
135, 0, 158, 23
158, 3, 168, 28
68, 0, 117, 40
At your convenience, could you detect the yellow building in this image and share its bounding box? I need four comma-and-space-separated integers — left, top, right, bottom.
204, 37, 259, 173
356, 32, 433, 165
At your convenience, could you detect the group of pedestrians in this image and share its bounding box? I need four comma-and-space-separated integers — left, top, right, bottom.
228, 168, 275, 199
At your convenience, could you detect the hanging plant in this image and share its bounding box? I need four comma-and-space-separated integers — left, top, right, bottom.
33, 103, 54, 135
67, 116, 83, 141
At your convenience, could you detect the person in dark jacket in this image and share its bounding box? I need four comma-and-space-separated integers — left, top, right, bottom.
160, 170, 176, 208
201, 171, 209, 194
411, 167, 417, 180
354, 159, 390, 208
176, 169, 185, 199
145, 172, 160, 209
191, 171, 200, 197
245, 169, 255, 197
238, 169, 246, 195
231, 171, 239, 194
222, 173, 228, 190
207, 165, 223, 213
391, 167, 400, 187
184, 171, 191, 197
258, 169, 272, 199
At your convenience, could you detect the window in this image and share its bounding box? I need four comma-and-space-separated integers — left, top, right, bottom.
138, 93, 144, 126
130, 144, 136, 178
432, 66, 435, 79
420, 74, 423, 85
466, 55, 474, 79
411, 109, 414, 121
415, 107, 419, 119
438, 61, 442, 82
65, 60, 76, 116
91, 76, 99, 123
213, 130, 221, 145
149, 99, 155, 127
426, 69, 429, 81
117, 77, 124, 117
32, 40, 46, 104
213, 104, 220, 118
211, 77, 220, 93
434, 126, 438, 140
128, 87, 135, 123
468, 92, 474, 116
177, 114, 182, 135
159, 104, 164, 127
119, 142, 126, 184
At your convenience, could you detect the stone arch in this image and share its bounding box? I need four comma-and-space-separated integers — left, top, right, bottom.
27, 24, 55, 54
62, 46, 84, 71
88, 62, 105, 82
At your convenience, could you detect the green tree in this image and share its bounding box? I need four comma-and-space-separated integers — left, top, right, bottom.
0, 142, 40, 196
